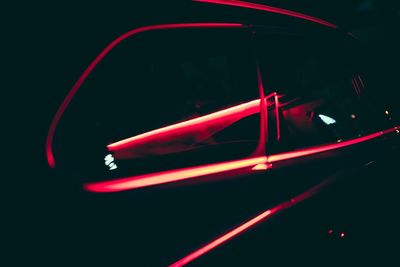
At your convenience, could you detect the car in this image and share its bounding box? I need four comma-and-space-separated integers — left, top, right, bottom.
46, 0, 400, 266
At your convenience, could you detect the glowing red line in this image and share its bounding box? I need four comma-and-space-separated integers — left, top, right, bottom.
167, 128, 399, 266
274, 93, 280, 141
256, 64, 267, 153
85, 126, 398, 193
108, 99, 260, 151
193, 0, 338, 29
84, 156, 267, 192
169, 176, 334, 266
267, 126, 399, 163
169, 208, 276, 267
259, 91, 281, 150
45, 23, 243, 168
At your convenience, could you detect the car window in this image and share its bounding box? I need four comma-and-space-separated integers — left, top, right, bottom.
54, 27, 260, 183
255, 32, 386, 153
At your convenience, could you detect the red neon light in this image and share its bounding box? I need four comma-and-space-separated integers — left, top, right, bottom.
255, 63, 267, 154
45, 23, 243, 168
108, 99, 260, 153
169, 177, 334, 266
274, 93, 280, 141
169, 209, 275, 267
267, 126, 398, 163
193, 0, 338, 29
85, 126, 398, 193
84, 156, 267, 192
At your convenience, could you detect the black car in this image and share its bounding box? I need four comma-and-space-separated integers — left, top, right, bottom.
46, 0, 400, 266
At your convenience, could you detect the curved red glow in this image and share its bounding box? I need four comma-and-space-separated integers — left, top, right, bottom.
84, 156, 267, 193
193, 0, 338, 29
169, 176, 334, 266
45, 23, 243, 168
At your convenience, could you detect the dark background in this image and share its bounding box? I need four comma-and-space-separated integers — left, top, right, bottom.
7, 0, 399, 265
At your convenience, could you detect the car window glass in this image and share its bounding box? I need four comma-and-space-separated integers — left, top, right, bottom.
54, 28, 260, 183
256, 33, 386, 153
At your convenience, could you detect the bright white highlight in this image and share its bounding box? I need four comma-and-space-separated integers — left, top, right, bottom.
318, 114, 336, 125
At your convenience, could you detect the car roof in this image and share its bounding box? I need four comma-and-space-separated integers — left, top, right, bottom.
120, 0, 350, 41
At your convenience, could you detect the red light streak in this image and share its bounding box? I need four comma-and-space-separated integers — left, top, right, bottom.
84, 156, 267, 192
193, 0, 338, 29
256, 63, 267, 154
85, 126, 398, 193
108, 99, 260, 152
169, 209, 276, 267
257, 90, 281, 150
274, 93, 280, 141
267, 127, 399, 163
169, 176, 335, 266
45, 23, 243, 168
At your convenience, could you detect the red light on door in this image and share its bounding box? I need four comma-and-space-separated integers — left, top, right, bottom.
108, 99, 261, 153
84, 156, 268, 192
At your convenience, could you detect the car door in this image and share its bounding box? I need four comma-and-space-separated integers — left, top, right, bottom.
47, 24, 281, 265
49, 24, 268, 190
46, 23, 399, 266
171, 26, 400, 267
185, 27, 400, 266
253, 26, 395, 189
